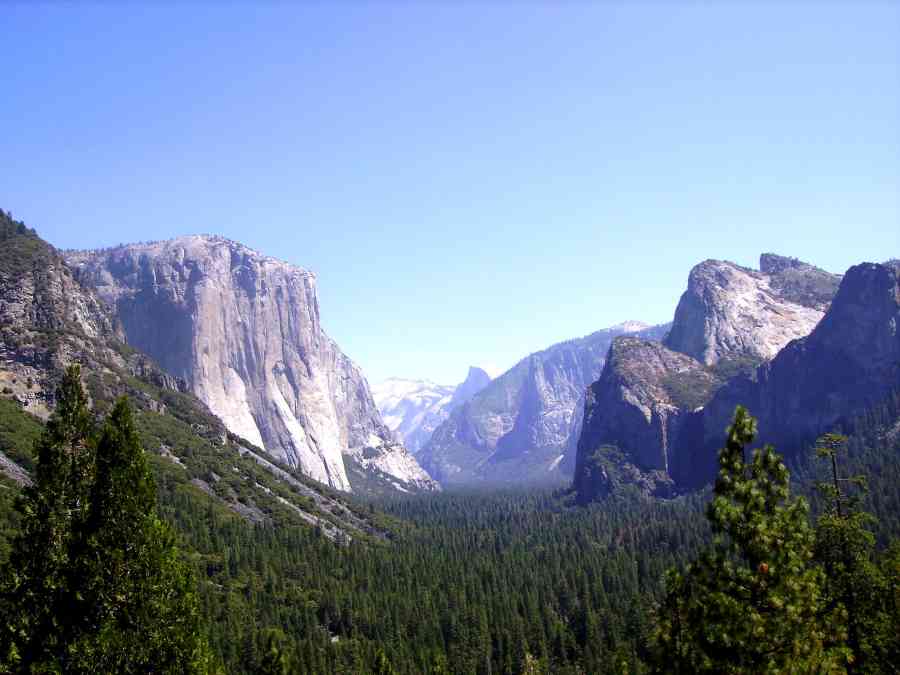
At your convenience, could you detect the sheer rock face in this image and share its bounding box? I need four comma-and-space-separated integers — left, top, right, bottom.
1, 243, 119, 342
701, 261, 900, 463
574, 253, 844, 500
573, 338, 715, 488
373, 366, 491, 454
418, 322, 669, 486
574, 259, 896, 501
66, 236, 436, 493
664, 255, 839, 366
0, 219, 127, 417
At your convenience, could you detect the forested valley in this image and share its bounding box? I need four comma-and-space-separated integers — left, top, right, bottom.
1, 368, 898, 673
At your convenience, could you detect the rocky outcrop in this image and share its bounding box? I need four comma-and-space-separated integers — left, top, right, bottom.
0, 212, 128, 417
699, 261, 900, 469
573, 338, 719, 498
759, 253, 841, 311
373, 366, 491, 454
573, 253, 845, 501
574, 258, 896, 502
664, 256, 839, 367
419, 322, 669, 486
449, 367, 492, 408
66, 236, 436, 493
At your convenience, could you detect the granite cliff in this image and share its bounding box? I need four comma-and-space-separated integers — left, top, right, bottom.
697, 260, 900, 472
373, 366, 491, 454
419, 322, 669, 486
664, 254, 840, 368
0, 210, 395, 535
66, 236, 436, 493
575, 254, 846, 501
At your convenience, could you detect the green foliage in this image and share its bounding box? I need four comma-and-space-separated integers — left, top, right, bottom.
0, 360, 899, 672
812, 432, 898, 672
0, 367, 214, 673
661, 369, 722, 411
0, 210, 49, 281
653, 406, 837, 673
0, 398, 43, 471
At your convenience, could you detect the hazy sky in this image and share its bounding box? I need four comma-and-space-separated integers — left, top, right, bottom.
3, 2, 898, 384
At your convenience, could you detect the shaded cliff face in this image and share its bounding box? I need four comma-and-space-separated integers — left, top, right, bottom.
573, 337, 719, 497
66, 236, 436, 493
418, 322, 669, 486
664, 255, 839, 367
0, 212, 128, 417
575, 258, 896, 502
373, 366, 491, 454
574, 253, 841, 500
700, 261, 900, 466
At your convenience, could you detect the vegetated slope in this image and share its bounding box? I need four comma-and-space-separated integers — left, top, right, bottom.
66, 236, 436, 494
419, 322, 669, 487
373, 366, 492, 454
0, 209, 388, 536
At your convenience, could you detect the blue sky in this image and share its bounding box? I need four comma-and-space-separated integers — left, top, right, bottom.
3, 2, 898, 384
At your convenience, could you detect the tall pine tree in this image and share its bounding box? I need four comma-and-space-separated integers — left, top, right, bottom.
0, 366, 214, 673
652, 406, 838, 673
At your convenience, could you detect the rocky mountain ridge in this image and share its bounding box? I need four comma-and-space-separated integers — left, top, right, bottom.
372, 366, 491, 454
0, 211, 394, 537
65, 235, 436, 494
664, 254, 840, 367
573, 254, 896, 503
419, 321, 670, 486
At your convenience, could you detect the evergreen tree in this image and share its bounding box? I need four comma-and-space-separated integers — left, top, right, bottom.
652, 406, 837, 674
812, 433, 895, 672
0, 366, 95, 669
0, 371, 213, 673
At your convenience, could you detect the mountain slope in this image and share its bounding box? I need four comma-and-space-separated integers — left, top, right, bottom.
66, 236, 435, 493
0, 210, 394, 535
419, 322, 669, 486
574, 255, 891, 503
372, 366, 491, 453
696, 260, 900, 475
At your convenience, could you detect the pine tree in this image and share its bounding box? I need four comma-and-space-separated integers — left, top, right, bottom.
66, 397, 213, 672
812, 433, 894, 672
652, 406, 838, 673
0, 370, 214, 673
0, 366, 95, 669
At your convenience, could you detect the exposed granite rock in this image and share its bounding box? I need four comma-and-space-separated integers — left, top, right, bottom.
664, 256, 838, 367
760, 253, 842, 311
572, 338, 717, 499
575, 259, 898, 501
0, 212, 127, 417
373, 378, 455, 453
372, 367, 491, 454
66, 236, 436, 493
699, 261, 900, 470
449, 367, 492, 408
419, 322, 669, 486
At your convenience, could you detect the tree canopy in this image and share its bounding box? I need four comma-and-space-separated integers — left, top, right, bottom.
0, 366, 214, 673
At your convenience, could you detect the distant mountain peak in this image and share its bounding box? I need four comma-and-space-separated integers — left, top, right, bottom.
372, 367, 492, 454
611, 320, 651, 333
